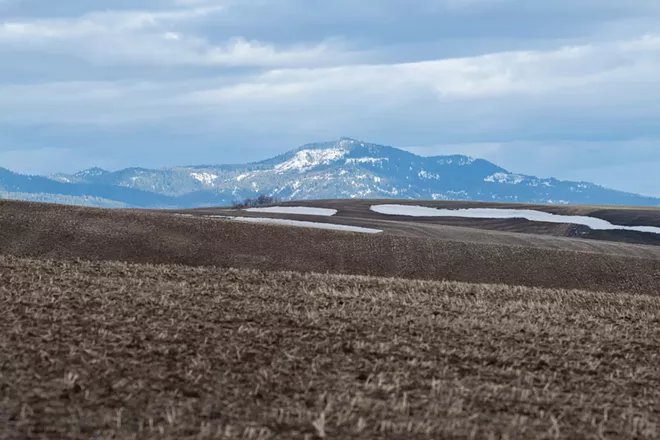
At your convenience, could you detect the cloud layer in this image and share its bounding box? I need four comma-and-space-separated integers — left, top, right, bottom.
1, 0, 660, 195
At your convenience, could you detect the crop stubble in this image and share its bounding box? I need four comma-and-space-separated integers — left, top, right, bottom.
1, 256, 660, 439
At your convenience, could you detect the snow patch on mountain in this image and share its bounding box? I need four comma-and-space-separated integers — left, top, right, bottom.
275, 148, 348, 173
569, 183, 590, 192
419, 170, 440, 179
432, 191, 469, 200
346, 157, 389, 165
485, 172, 525, 184
437, 156, 475, 166
527, 180, 554, 187
191, 172, 219, 185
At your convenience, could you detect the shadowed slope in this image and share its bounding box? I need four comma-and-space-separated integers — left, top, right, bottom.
2, 199, 660, 294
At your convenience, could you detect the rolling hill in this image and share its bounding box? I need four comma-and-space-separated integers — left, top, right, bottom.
2, 198, 660, 438
3, 198, 660, 292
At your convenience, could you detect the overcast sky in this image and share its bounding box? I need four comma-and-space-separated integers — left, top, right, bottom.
2, 0, 660, 195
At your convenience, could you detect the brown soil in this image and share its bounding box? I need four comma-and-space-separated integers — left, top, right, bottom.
2, 255, 660, 439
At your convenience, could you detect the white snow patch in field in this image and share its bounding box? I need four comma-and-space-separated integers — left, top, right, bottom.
212, 216, 382, 233
191, 172, 218, 185
370, 205, 660, 235
244, 206, 338, 216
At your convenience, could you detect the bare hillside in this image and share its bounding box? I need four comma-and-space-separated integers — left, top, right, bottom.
2, 199, 660, 294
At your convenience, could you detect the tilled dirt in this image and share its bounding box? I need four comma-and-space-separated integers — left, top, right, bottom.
1, 255, 659, 439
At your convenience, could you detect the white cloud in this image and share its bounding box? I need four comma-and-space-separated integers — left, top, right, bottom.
0, 6, 223, 37
0, 6, 352, 68
179, 35, 660, 107
0, 30, 658, 185
2, 34, 660, 128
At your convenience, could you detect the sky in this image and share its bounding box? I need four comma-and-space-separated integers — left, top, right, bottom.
1, 1, 660, 195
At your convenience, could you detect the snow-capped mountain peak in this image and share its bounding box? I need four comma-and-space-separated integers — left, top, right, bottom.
18, 138, 660, 208
274, 146, 350, 173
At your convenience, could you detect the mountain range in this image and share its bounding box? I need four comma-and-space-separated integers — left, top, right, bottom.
1, 137, 658, 208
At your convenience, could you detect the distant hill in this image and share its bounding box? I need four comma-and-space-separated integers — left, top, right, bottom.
2, 137, 659, 208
